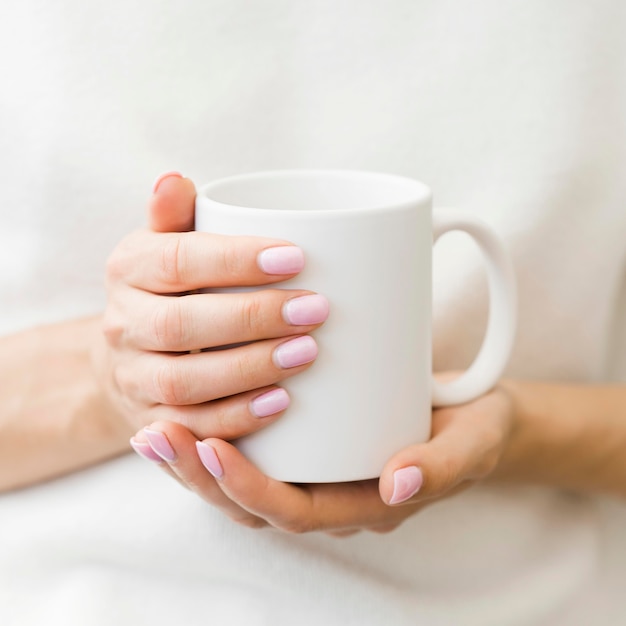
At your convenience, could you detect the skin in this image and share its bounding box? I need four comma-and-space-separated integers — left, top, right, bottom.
2, 175, 625, 539
132, 388, 515, 534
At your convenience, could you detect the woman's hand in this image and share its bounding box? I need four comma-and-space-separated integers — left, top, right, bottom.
94, 173, 329, 442
131, 383, 515, 534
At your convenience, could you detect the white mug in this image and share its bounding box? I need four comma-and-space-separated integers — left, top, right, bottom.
195, 170, 516, 483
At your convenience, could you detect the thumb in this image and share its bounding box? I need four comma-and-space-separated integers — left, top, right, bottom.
149, 171, 197, 233
379, 394, 510, 506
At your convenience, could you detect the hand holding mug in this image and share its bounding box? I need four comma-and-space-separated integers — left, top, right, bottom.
96, 174, 329, 451
136, 379, 516, 534
129, 170, 517, 534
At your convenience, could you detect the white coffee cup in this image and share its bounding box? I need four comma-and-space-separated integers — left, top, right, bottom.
195, 170, 516, 483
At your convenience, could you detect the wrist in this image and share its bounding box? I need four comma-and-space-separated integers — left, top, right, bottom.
490, 379, 583, 486
491, 379, 626, 497
0, 316, 131, 492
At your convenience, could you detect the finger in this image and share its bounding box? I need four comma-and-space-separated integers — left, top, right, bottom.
143, 385, 291, 440
130, 436, 190, 489
107, 230, 305, 293
195, 440, 417, 533
116, 334, 319, 406
134, 423, 267, 529
379, 390, 512, 506
113, 288, 329, 352
149, 172, 196, 233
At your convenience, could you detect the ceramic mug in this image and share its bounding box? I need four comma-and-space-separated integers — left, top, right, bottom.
195, 170, 516, 483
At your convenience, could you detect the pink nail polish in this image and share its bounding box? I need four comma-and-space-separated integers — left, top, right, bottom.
273, 335, 318, 369
283, 294, 330, 326
144, 428, 177, 462
196, 442, 224, 479
389, 466, 423, 504
130, 438, 163, 463
152, 171, 183, 194
257, 246, 305, 275
250, 388, 290, 418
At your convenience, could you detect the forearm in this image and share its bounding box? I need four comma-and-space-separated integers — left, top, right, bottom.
0, 316, 132, 492
496, 379, 626, 497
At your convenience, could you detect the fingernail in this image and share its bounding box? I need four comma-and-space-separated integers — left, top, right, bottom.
282, 294, 329, 326
152, 171, 183, 194
144, 428, 177, 462
130, 437, 163, 463
257, 246, 305, 275
250, 387, 290, 418
389, 466, 423, 504
273, 335, 318, 369
196, 441, 224, 479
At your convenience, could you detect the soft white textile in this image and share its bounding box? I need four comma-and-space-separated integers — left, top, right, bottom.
1, 1, 625, 624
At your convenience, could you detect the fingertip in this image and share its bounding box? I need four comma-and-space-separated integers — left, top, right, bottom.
282, 293, 330, 326
196, 440, 224, 480
388, 466, 423, 505
380, 445, 427, 505
197, 438, 251, 478
273, 335, 319, 369
152, 171, 184, 194
130, 437, 163, 463
142, 420, 198, 463
257, 246, 305, 275
144, 427, 177, 463
249, 387, 291, 418
149, 172, 197, 233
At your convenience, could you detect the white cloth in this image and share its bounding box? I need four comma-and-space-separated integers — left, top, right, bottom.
1, 1, 625, 624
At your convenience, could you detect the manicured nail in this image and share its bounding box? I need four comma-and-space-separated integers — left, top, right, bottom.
144, 428, 177, 462
389, 466, 423, 504
196, 442, 224, 479
250, 388, 290, 418
152, 171, 183, 194
282, 294, 330, 326
273, 335, 318, 369
257, 246, 305, 275
130, 438, 163, 463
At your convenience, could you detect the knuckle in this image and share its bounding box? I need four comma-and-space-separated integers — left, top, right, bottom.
159, 235, 188, 287
112, 361, 137, 399
152, 359, 190, 405
205, 404, 231, 437
228, 351, 259, 390
101, 309, 125, 348
432, 454, 461, 495
105, 250, 128, 286
218, 241, 247, 280
237, 296, 264, 337
105, 234, 137, 284
278, 515, 317, 535
472, 424, 506, 479
105, 253, 123, 284
150, 299, 187, 350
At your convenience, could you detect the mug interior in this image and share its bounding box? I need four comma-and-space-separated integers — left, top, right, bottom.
202, 170, 431, 213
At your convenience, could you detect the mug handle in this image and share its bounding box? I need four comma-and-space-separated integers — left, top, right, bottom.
431, 209, 517, 407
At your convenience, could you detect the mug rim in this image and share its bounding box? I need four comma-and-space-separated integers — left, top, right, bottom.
197, 169, 432, 216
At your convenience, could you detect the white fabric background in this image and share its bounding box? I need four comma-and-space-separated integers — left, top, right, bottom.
1, 1, 625, 624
